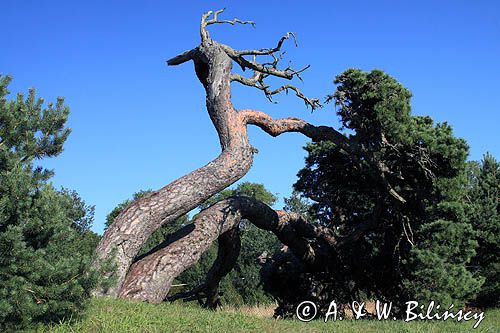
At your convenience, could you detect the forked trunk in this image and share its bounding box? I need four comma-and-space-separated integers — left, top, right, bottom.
94, 38, 255, 296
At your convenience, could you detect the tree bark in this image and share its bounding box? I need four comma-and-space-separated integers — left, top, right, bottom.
118, 199, 243, 302
94, 9, 397, 300
119, 196, 339, 302
201, 227, 242, 309
94, 38, 255, 296
94, 11, 341, 297
164, 224, 242, 307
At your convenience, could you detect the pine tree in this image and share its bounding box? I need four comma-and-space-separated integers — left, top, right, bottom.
0, 75, 99, 329
292, 69, 482, 312
467, 154, 500, 307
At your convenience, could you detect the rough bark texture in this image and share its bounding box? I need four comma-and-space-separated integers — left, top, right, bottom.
203, 227, 242, 309
118, 199, 243, 302
94, 28, 254, 297
120, 196, 340, 303
94, 9, 402, 302
165, 227, 241, 307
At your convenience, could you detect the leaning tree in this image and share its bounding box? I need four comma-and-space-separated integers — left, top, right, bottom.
93, 9, 409, 307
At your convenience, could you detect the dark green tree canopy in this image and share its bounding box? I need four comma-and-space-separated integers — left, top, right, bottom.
0, 75, 99, 329
467, 153, 500, 307
289, 68, 480, 311
328, 69, 413, 144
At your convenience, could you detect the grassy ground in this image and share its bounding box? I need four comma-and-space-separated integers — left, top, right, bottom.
34, 298, 499, 333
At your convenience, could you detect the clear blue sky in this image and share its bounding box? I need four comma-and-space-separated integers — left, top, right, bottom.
1, 1, 498, 234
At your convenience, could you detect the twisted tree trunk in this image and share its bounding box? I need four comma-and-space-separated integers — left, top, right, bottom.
94, 34, 254, 297
118, 199, 243, 302
202, 227, 242, 309
94, 9, 403, 301
120, 196, 338, 303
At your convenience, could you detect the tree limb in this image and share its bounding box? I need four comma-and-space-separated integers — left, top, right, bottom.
201, 8, 255, 42
199, 9, 320, 109
239, 109, 349, 147
167, 49, 196, 66
166, 227, 241, 309
233, 32, 297, 56
239, 109, 406, 203
232, 75, 320, 110
222, 45, 301, 80
119, 196, 342, 302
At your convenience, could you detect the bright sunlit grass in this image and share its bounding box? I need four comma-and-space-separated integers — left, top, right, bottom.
34, 297, 499, 333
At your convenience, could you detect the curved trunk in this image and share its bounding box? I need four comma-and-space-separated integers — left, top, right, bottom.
119, 196, 337, 303
94, 39, 254, 296
118, 199, 243, 302
94, 9, 388, 301
203, 227, 242, 309
164, 226, 242, 308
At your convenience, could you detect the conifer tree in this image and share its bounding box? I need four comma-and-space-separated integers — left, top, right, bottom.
288, 69, 482, 313
467, 154, 500, 307
0, 75, 99, 329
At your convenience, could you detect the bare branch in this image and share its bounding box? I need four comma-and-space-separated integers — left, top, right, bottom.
200, 8, 255, 42
239, 109, 349, 146
197, 9, 319, 109
401, 216, 415, 246
223, 46, 295, 79
265, 84, 321, 110
222, 30, 319, 109
166, 49, 196, 66
235, 32, 297, 56
219, 29, 305, 80
231, 63, 319, 109
232, 75, 320, 110
230, 72, 265, 87
239, 109, 407, 203
206, 8, 256, 28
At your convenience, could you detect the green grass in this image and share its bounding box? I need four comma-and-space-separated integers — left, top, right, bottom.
34, 298, 499, 333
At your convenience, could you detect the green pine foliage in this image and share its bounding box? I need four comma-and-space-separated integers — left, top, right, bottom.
467, 154, 500, 307
0, 75, 100, 329
283, 190, 314, 222
294, 69, 483, 312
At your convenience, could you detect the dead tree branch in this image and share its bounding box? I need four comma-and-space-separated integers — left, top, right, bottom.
166, 49, 195, 66
235, 32, 297, 56
171, 8, 320, 109
201, 8, 255, 41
